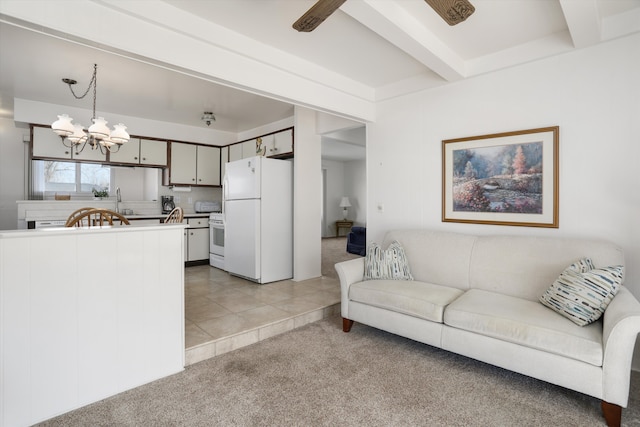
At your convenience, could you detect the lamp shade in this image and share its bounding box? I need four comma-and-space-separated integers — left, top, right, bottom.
52, 114, 75, 137
339, 197, 351, 208
67, 124, 87, 145
89, 117, 110, 139
110, 123, 130, 144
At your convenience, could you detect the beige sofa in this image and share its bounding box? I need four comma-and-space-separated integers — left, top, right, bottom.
335, 229, 640, 427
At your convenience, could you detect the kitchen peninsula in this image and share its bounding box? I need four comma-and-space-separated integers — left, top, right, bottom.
0, 223, 186, 426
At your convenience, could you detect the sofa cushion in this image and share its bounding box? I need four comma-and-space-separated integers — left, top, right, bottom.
468, 235, 625, 302
383, 230, 477, 290
444, 289, 603, 366
349, 280, 464, 323
539, 258, 623, 326
364, 240, 413, 280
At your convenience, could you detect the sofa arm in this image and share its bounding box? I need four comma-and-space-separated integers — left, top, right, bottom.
602, 286, 640, 406
335, 258, 365, 319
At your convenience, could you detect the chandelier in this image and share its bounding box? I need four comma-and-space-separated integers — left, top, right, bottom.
51, 64, 129, 153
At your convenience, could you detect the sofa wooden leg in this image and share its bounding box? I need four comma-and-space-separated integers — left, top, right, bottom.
342, 318, 354, 332
601, 401, 621, 427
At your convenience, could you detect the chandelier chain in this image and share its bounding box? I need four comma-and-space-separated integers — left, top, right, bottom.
65, 64, 99, 123
67, 64, 97, 101
92, 65, 97, 120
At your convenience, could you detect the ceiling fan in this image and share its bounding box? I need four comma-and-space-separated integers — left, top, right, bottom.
293, 0, 475, 32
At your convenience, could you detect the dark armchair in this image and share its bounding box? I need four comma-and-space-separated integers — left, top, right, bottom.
346, 226, 366, 256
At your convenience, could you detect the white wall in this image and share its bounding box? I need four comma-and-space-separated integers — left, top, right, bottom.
0, 118, 28, 230
157, 183, 220, 214
113, 167, 149, 201
293, 106, 322, 281
367, 34, 640, 367
344, 158, 366, 227
322, 159, 346, 237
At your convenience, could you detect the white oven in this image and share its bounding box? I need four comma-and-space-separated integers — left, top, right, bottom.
209, 212, 225, 270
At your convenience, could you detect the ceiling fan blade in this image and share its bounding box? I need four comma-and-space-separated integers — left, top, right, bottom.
293, 0, 347, 32
424, 0, 475, 26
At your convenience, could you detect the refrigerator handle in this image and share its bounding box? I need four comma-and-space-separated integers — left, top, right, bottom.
222, 172, 228, 224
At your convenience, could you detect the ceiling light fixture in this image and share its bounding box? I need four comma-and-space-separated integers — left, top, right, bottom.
202, 111, 216, 126
51, 64, 129, 153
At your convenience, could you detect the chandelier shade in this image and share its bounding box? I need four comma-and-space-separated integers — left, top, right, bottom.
51, 64, 129, 153
67, 124, 88, 145
52, 114, 75, 137
88, 117, 110, 139
110, 123, 129, 144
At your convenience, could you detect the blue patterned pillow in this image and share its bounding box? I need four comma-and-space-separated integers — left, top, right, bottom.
540, 258, 623, 326
364, 240, 413, 281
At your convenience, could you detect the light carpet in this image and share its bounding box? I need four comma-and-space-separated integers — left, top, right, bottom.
39, 314, 640, 426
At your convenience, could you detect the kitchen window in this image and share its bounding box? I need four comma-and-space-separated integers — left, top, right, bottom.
31, 160, 114, 199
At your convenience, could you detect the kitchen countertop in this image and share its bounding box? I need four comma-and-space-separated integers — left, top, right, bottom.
127, 213, 210, 220
17, 200, 214, 223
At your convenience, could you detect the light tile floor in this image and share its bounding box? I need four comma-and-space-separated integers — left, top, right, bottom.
184, 265, 341, 365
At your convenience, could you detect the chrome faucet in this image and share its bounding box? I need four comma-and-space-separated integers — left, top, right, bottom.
116, 187, 121, 213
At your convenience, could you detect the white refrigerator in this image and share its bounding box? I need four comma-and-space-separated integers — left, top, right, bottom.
223, 156, 293, 284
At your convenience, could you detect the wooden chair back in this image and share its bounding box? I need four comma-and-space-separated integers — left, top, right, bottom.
65, 207, 97, 227
65, 208, 130, 227
164, 207, 184, 223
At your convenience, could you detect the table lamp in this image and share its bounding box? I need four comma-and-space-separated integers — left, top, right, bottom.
339, 196, 351, 220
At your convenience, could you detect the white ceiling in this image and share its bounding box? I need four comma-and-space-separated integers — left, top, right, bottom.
1, 0, 639, 156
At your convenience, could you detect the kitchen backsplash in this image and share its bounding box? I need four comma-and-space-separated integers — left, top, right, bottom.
158, 186, 222, 214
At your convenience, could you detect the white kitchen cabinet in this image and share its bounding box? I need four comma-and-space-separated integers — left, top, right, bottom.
188, 228, 210, 261
108, 137, 140, 164
224, 129, 294, 165
169, 142, 220, 186
257, 134, 273, 156
242, 139, 256, 158
112, 138, 167, 166
32, 126, 73, 159
196, 144, 220, 186
140, 139, 168, 166
188, 217, 209, 228
229, 143, 243, 162
72, 143, 107, 162
268, 128, 293, 157
32, 126, 106, 162
169, 142, 196, 184
229, 139, 258, 161
186, 217, 209, 262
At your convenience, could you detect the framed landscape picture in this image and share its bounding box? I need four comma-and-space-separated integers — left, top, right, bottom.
442, 126, 559, 228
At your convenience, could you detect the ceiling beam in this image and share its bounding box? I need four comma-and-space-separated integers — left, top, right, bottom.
341, 0, 466, 82
559, 0, 602, 49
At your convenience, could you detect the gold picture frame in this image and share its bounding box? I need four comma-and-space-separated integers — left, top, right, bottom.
442, 126, 559, 228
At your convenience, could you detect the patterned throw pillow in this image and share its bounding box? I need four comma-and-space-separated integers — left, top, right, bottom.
539, 257, 623, 326
364, 240, 413, 281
